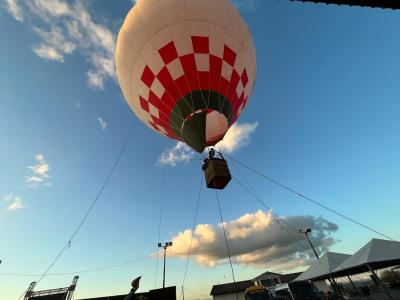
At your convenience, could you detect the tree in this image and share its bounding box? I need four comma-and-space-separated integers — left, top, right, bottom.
380, 270, 399, 284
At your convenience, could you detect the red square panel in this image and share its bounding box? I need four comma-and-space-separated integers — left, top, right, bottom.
161, 93, 175, 113
148, 90, 160, 107
219, 77, 229, 98
165, 83, 181, 101
223, 45, 236, 66
157, 66, 174, 88
228, 69, 240, 96
151, 115, 165, 128
180, 54, 199, 90
209, 55, 222, 91
174, 76, 191, 96
149, 120, 160, 131
198, 71, 210, 90
139, 96, 149, 112
191, 36, 209, 54
159, 41, 179, 64
241, 69, 248, 87
141, 66, 155, 88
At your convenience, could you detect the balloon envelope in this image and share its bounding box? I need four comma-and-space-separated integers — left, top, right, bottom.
116, 0, 256, 152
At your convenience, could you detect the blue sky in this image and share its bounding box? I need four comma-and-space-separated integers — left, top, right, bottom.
1, 0, 400, 299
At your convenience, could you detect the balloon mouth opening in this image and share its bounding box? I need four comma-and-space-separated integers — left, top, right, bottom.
180, 109, 228, 153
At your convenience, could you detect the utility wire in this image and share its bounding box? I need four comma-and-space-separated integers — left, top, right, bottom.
229, 160, 394, 282
17, 287, 29, 300
184, 287, 209, 298
229, 160, 311, 252
32, 124, 135, 288
215, 190, 236, 283
232, 177, 312, 257
1, 254, 153, 277
155, 168, 166, 288
232, 175, 359, 287
180, 175, 203, 300
227, 155, 396, 242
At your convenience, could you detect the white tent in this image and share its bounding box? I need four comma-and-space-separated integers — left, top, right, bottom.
331, 239, 400, 277
294, 252, 350, 281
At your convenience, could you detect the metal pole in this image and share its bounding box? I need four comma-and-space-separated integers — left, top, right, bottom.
163, 245, 167, 289
366, 264, 394, 300
305, 233, 320, 259
300, 229, 339, 293
347, 275, 360, 295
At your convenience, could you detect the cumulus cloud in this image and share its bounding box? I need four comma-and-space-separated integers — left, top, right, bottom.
4, 0, 24, 21
25, 154, 51, 188
169, 210, 338, 272
33, 44, 64, 62
3, 194, 24, 211
215, 122, 258, 153
97, 116, 107, 130
5, 0, 115, 90
158, 142, 194, 167
158, 122, 258, 167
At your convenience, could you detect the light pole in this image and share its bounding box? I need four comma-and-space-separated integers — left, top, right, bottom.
299, 228, 320, 259
158, 242, 172, 288
299, 228, 350, 294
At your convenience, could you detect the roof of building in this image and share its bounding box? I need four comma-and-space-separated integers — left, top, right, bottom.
210, 280, 254, 296
253, 271, 281, 281
279, 272, 303, 284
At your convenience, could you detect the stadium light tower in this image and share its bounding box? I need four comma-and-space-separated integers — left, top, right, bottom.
299, 228, 320, 259
158, 242, 172, 288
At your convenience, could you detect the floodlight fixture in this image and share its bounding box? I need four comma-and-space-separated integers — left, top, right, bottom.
157, 241, 173, 289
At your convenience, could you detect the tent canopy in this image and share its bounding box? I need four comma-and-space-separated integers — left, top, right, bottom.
331, 239, 400, 277
294, 252, 350, 281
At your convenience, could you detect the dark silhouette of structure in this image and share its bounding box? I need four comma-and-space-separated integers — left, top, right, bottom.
23, 276, 78, 300
291, 0, 400, 9
78, 286, 176, 300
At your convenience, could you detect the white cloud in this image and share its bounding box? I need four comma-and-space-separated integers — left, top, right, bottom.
215, 122, 258, 153
25, 154, 51, 188
158, 122, 258, 167
87, 70, 104, 90
5, 0, 115, 90
33, 44, 64, 62
31, 25, 77, 62
8, 198, 24, 210
169, 210, 338, 272
97, 116, 107, 130
158, 142, 194, 167
3, 194, 24, 211
4, 0, 24, 22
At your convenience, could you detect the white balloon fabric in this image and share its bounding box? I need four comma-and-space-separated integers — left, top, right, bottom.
116, 0, 256, 152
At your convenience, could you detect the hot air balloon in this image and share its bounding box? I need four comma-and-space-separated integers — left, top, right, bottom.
115, 0, 256, 154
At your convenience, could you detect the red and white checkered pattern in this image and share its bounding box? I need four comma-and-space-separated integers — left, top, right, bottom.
136, 35, 251, 140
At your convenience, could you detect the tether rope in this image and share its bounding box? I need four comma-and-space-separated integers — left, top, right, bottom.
232, 175, 362, 287
30, 123, 135, 290
2, 254, 153, 277
180, 174, 203, 300
155, 168, 166, 288
227, 155, 397, 241
215, 189, 236, 283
